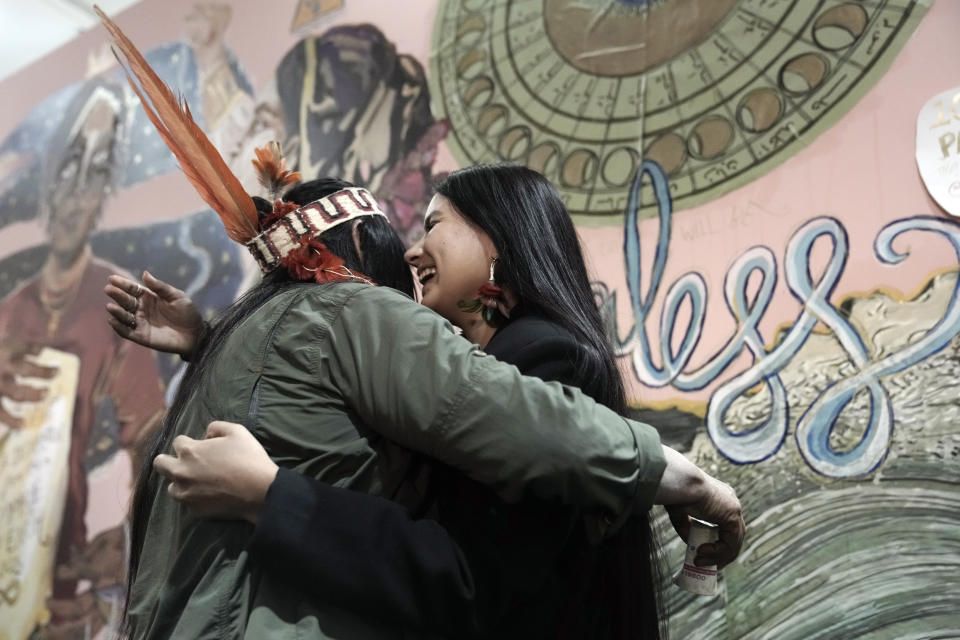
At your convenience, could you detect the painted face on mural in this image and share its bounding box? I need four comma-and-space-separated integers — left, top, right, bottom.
404, 194, 496, 325
46, 91, 119, 261
276, 25, 447, 245
183, 4, 229, 49
280, 28, 391, 187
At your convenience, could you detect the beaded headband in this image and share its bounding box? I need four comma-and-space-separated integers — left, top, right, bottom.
245, 187, 387, 273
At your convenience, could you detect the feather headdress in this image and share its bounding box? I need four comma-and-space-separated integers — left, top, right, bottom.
95, 5, 259, 243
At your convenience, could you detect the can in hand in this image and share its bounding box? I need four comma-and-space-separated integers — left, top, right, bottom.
673, 517, 719, 596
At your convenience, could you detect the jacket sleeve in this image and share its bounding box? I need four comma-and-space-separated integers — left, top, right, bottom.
319, 286, 666, 524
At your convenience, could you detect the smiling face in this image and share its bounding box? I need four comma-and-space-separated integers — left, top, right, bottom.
404, 194, 496, 326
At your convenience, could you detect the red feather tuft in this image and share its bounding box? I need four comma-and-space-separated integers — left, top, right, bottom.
279, 237, 373, 285
280, 237, 345, 282
95, 6, 259, 243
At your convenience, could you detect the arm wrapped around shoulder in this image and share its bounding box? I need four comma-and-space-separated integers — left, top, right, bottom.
321, 286, 667, 525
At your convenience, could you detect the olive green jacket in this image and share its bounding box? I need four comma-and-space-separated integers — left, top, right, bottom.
127, 283, 666, 639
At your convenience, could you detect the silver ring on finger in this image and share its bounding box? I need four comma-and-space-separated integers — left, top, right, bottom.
135, 283, 143, 298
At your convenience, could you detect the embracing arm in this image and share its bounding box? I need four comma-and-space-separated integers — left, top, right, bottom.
323, 288, 741, 562
132, 279, 659, 517
323, 286, 665, 521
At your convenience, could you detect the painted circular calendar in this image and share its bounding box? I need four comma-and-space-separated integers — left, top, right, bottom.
429, 0, 929, 222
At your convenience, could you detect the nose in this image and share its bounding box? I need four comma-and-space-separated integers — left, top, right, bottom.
404, 237, 423, 267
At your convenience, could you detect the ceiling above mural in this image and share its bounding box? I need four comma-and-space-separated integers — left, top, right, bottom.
429, 0, 930, 223
0, 0, 142, 82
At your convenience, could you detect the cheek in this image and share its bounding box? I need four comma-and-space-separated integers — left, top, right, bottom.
439, 237, 484, 282
443, 260, 489, 303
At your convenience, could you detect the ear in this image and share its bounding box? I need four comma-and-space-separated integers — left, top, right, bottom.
351, 219, 365, 263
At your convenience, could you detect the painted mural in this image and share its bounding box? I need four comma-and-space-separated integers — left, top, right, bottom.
0, 7, 253, 636
599, 161, 960, 638
429, 0, 930, 220
0, 0, 956, 638
271, 26, 451, 245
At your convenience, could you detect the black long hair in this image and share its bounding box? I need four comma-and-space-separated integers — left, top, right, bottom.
435, 164, 667, 640
122, 178, 413, 630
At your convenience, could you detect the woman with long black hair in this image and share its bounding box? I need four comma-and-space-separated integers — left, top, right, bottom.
396, 163, 666, 639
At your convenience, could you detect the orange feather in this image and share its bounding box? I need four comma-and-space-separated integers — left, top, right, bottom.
252, 141, 301, 198
95, 6, 259, 243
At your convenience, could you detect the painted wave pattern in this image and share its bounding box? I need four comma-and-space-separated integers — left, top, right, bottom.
658, 271, 960, 639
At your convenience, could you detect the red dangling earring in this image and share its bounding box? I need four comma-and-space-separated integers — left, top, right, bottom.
457, 258, 505, 326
